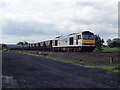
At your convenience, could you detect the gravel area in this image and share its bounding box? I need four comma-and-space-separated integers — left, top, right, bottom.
21, 50, 119, 65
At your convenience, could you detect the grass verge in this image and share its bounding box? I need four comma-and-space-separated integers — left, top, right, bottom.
94, 47, 120, 52
102, 47, 120, 52
14, 50, 120, 73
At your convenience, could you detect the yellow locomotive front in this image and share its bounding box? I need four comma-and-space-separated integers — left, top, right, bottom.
81, 31, 95, 52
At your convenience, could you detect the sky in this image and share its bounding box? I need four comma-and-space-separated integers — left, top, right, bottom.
0, 0, 119, 44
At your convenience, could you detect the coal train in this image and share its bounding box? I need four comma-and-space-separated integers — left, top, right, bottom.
23, 31, 95, 52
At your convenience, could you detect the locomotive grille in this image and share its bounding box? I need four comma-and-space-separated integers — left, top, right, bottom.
83, 43, 94, 45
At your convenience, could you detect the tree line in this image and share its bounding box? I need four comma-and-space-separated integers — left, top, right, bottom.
107, 38, 120, 47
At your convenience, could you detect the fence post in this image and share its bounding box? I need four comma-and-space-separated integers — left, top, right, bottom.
110, 57, 113, 64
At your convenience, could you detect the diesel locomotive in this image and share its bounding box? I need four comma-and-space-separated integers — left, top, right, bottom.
26, 31, 95, 52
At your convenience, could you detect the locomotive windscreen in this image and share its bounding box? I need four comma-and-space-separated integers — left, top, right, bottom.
82, 31, 94, 40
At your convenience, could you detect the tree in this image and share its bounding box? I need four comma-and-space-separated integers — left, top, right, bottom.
101, 39, 104, 44
107, 39, 112, 47
112, 41, 117, 47
24, 41, 28, 45
112, 38, 120, 47
95, 35, 104, 51
1, 43, 8, 51
2, 44, 7, 48
17, 42, 24, 47
107, 38, 120, 47
17, 41, 29, 49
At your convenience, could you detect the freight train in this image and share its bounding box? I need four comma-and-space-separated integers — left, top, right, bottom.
23, 31, 95, 52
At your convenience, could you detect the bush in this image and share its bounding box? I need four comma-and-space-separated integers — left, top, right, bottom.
95, 35, 104, 51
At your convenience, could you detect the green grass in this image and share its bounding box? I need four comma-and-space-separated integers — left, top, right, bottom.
79, 64, 120, 73
94, 47, 120, 52
102, 47, 120, 52
14, 50, 120, 73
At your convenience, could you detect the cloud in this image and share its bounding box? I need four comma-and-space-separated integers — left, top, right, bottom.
2, 34, 57, 44
1, 0, 118, 44
2, 19, 62, 36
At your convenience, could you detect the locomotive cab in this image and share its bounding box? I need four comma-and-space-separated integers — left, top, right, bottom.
81, 31, 95, 52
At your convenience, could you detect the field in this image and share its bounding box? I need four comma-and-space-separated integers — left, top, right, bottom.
13, 47, 120, 73
102, 47, 120, 52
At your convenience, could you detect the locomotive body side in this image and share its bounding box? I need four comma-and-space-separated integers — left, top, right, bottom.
52, 31, 95, 52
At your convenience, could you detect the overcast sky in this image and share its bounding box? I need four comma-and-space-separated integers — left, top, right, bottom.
0, 0, 118, 44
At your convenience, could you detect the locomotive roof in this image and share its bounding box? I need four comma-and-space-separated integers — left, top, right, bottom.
68, 33, 78, 36
29, 31, 94, 44
82, 31, 94, 34
55, 36, 62, 38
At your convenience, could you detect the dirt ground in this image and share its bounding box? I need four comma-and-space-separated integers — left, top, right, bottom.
18, 50, 119, 65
